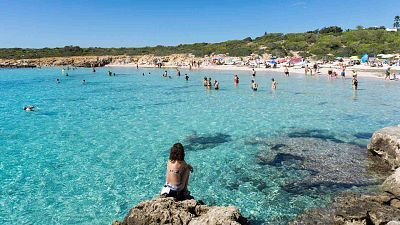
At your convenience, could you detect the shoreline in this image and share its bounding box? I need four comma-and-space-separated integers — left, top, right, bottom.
106, 63, 397, 80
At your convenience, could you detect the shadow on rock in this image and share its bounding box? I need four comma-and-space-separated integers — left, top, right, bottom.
287, 129, 345, 144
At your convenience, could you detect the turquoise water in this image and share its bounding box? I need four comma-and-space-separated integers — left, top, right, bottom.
0, 67, 399, 224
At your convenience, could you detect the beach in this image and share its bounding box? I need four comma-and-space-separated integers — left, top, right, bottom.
106, 62, 400, 79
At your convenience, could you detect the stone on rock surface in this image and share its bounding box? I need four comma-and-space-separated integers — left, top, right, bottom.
387, 221, 400, 225
368, 126, 400, 169
383, 168, 400, 198
289, 192, 400, 225
114, 197, 249, 225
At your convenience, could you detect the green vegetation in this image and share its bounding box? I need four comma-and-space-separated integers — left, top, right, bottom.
1, 26, 399, 59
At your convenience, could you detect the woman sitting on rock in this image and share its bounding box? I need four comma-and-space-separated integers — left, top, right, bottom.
161, 143, 193, 201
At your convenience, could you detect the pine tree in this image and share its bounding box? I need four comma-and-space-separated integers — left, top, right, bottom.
394, 16, 400, 29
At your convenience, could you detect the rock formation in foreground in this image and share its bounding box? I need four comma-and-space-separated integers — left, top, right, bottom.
112, 197, 249, 225
290, 126, 400, 225
368, 126, 400, 170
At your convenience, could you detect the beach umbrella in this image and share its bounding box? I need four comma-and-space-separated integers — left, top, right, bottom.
381, 54, 395, 59
350, 56, 360, 60
361, 54, 368, 63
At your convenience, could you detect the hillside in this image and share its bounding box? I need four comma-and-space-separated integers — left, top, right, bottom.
1, 26, 399, 60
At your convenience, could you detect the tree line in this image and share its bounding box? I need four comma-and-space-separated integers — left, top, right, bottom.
0, 25, 399, 60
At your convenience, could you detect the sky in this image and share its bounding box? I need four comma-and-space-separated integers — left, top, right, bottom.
0, 0, 399, 48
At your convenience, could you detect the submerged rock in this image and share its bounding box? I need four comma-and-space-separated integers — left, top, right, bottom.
290, 126, 400, 225
368, 126, 400, 169
185, 133, 231, 151
256, 137, 383, 195
113, 197, 249, 225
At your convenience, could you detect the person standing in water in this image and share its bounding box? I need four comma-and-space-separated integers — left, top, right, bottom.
284, 66, 289, 77
203, 77, 208, 86
214, 80, 219, 90
207, 77, 212, 89
56, 79, 60, 84
185, 74, 189, 81
177, 69, 181, 77
341, 67, 346, 79
352, 70, 358, 79
385, 67, 391, 80
234, 74, 239, 85
352, 77, 358, 90
271, 78, 277, 89
251, 80, 258, 91
252, 69, 256, 78
304, 64, 309, 75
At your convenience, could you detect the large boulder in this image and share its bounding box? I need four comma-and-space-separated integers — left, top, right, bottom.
113, 197, 249, 225
289, 192, 400, 225
368, 126, 400, 169
383, 168, 400, 198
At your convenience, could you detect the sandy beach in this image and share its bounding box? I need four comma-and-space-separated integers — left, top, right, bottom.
106, 63, 400, 79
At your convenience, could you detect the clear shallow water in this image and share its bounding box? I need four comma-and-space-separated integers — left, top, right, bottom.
0, 67, 399, 224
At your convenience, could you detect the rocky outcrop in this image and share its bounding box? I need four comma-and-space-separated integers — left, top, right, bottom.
289, 192, 400, 225
0, 54, 202, 68
383, 168, 400, 198
112, 197, 249, 225
290, 126, 400, 225
368, 126, 400, 169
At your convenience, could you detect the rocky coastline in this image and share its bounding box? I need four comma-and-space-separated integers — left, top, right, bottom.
0, 54, 201, 68
290, 126, 400, 225
112, 197, 249, 225
113, 127, 400, 225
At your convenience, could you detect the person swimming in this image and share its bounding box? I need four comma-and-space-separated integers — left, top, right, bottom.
93, 68, 96, 73
82, 80, 86, 84
251, 80, 258, 91
23, 105, 35, 111
56, 78, 60, 84
271, 78, 277, 89
142, 73, 145, 76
